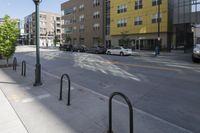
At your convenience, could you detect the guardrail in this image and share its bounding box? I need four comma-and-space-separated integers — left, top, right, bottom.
59, 74, 71, 106
21, 60, 26, 77
107, 92, 133, 133
13, 57, 17, 71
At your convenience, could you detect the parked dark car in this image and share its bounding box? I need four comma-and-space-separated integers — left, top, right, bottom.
85, 46, 107, 54
72, 45, 86, 52
59, 44, 73, 51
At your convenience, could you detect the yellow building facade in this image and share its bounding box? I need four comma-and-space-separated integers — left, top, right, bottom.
110, 0, 171, 50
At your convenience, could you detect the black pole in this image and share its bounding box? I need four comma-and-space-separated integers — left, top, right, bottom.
59, 74, 71, 106
107, 92, 133, 133
158, 0, 161, 49
33, 0, 42, 86
21, 61, 26, 77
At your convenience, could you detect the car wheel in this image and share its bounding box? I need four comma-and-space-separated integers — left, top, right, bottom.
107, 51, 111, 55
192, 55, 199, 63
120, 52, 124, 56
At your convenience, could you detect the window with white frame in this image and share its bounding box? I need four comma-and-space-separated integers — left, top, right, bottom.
93, 11, 100, 19
152, 0, 162, 6
152, 13, 162, 23
117, 4, 127, 13
135, 0, 143, 10
117, 19, 127, 27
134, 16, 143, 25
93, 0, 100, 6
79, 15, 84, 22
79, 4, 84, 11
93, 23, 100, 30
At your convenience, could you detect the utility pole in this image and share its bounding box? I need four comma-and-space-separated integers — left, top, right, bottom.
158, 0, 161, 48
33, 0, 42, 86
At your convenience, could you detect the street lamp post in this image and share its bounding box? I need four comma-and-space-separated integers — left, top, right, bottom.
33, 0, 42, 86
158, 0, 161, 48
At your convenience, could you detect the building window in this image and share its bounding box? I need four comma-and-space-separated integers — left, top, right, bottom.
57, 29, 61, 34
79, 25, 84, 33
64, 19, 71, 25
93, 23, 100, 31
93, 0, 100, 6
79, 15, 84, 22
135, 0, 143, 10
117, 19, 127, 27
73, 18, 76, 23
79, 38, 84, 45
191, 0, 200, 12
63, 8, 73, 15
73, 7, 77, 12
73, 26, 77, 32
117, 4, 127, 14
134, 16, 143, 25
79, 4, 84, 11
56, 17, 60, 21
93, 11, 100, 19
152, 0, 162, 6
64, 27, 72, 33
152, 13, 162, 23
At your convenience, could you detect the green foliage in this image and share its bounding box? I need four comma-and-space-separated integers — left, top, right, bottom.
53, 35, 60, 46
119, 31, 132, 48
97, 37, 103, 46
0, 15, 19, 62
64, 35, 71, 44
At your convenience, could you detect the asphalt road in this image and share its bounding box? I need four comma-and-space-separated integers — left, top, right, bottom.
15, 46, 200, 133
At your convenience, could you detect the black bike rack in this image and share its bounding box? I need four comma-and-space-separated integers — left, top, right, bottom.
21, 60, 26, 77
107, 92, 133, 133
13, 57, 17, 71
59, 74, 71, 106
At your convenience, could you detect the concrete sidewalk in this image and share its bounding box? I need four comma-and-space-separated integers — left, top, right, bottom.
0, 86, 28, 133
0, 61, 194, 133
132, 50, 191, 57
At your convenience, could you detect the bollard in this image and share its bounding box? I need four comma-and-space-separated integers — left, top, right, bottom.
107, 92, 133, 133
13, 57, 17, 71
21, 60, 26, 77
59, 74, 71, 106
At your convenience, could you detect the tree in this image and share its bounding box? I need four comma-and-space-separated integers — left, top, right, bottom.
64, 35, 71, 44
54, 35, 60, 46
119, 31, 131, 48
0, 15, 19, 65
96, 37, 103, 46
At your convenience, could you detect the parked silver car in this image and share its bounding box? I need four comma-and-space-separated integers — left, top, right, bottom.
192, 44, 200, 63
106, 46, 132, 56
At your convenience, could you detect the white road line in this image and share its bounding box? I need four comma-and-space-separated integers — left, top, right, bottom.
22, 94, 51, 103
26, 63, 194, 133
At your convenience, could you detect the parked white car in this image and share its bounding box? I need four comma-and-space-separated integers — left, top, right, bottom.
106, 46, 132, 56
192, 44, 200, 63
